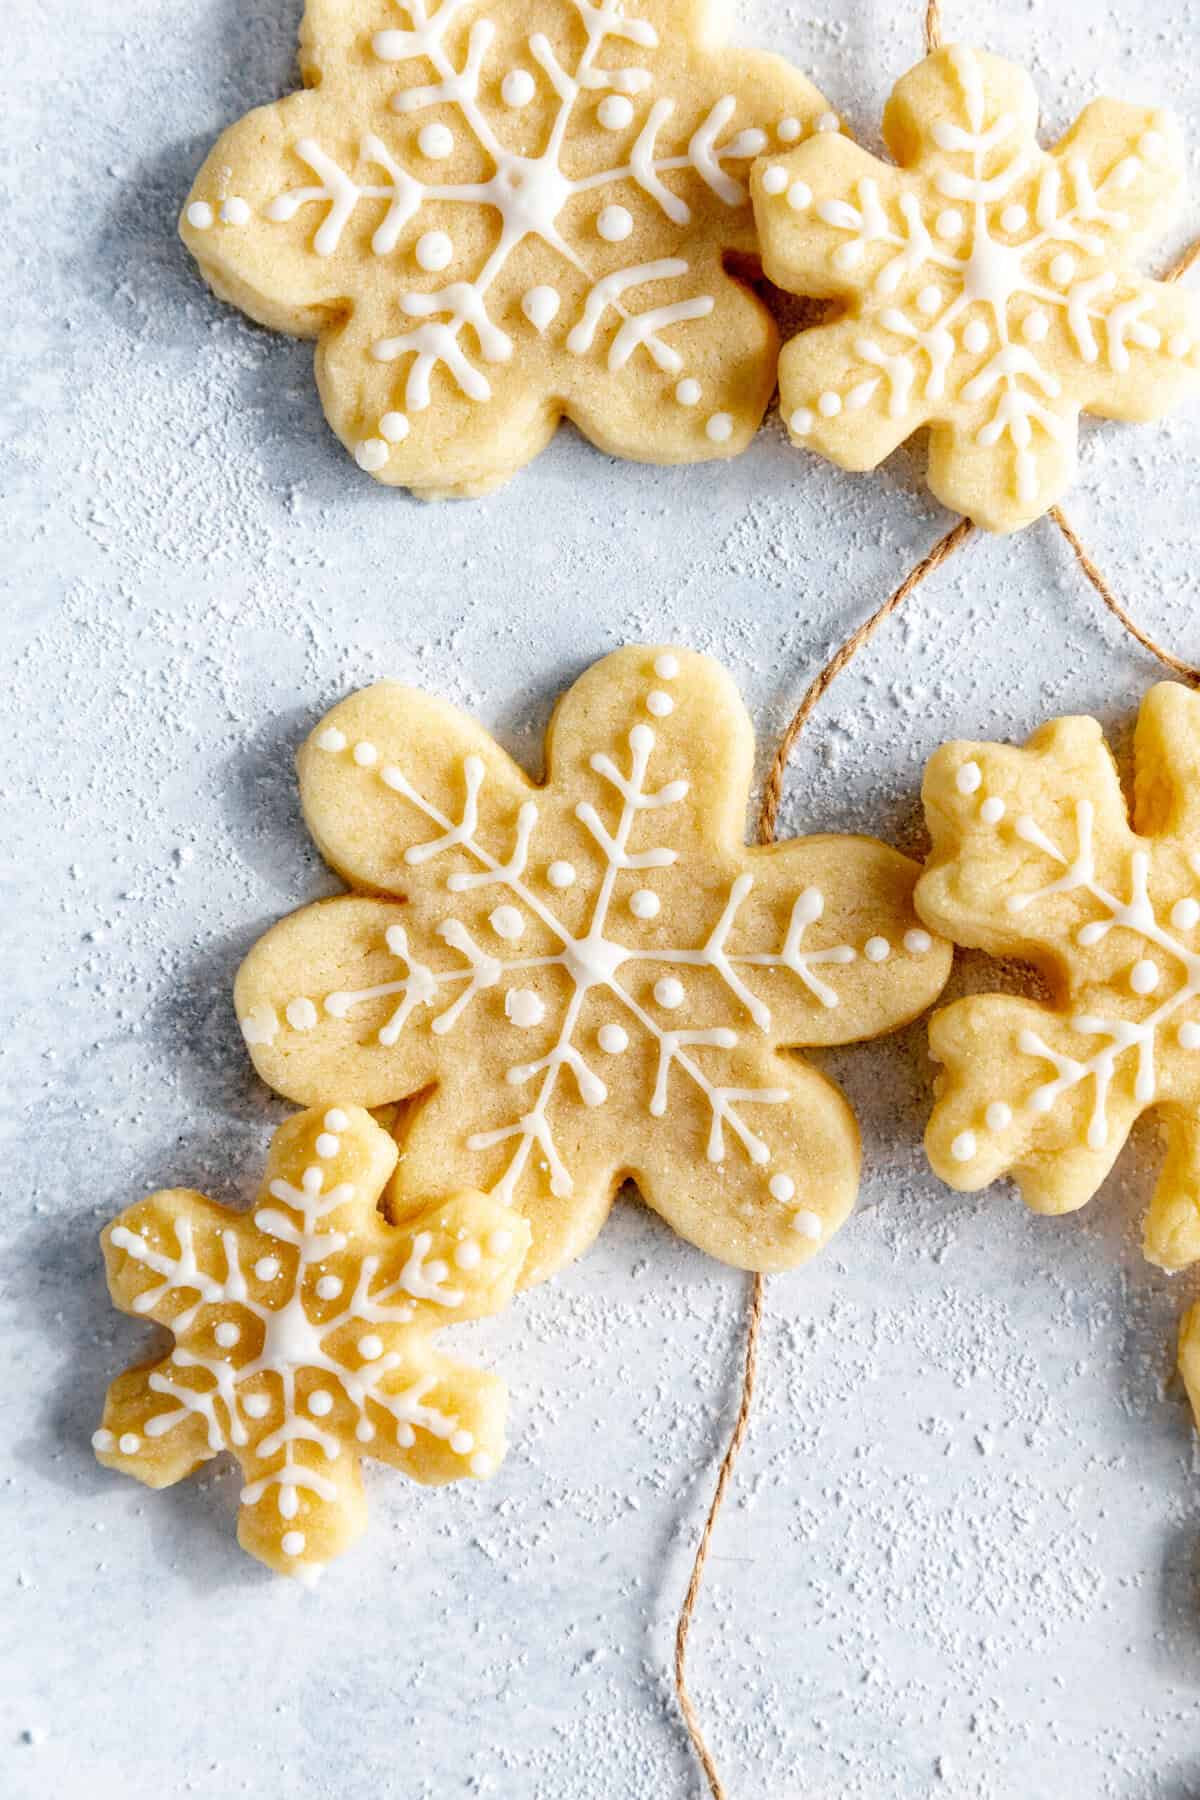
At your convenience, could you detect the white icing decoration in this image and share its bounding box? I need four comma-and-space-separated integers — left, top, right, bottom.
980, 795, 1005, 824
768, 1173, 794, 1201
864, 936, 890, 962
418, 122, 454, 158
654, 654, 679, 678
674, 378, 700, 405
646, 689, 673, 716
791, 1209, 822, 1239
221, 197, 251, 226
705, 412, 733, 442
521, 284, 560, 331
286, 679, 906, 1207
951, 1130, 977, 1162
985, 1101, 1012, 1130
597, 204, 633, 242
490, 904, 525, 940
355, 438, 389, 472
777, 117, 802, 143
259, 7, 781, 435
286, 997, 318, 1031
903, 929, 932, 954
381, 411, 411, 442
787, 180, 811, 212
762, 165, 787, 195
317, 727, 347, 752
956, 760, 982, 794
416, 228, 453, 270
187, 201, 214, 229
240, 1003, 281, 1046
986, 798, 1200, 1149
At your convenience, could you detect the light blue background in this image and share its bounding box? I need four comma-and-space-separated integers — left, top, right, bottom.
4, 2, 1200, 1795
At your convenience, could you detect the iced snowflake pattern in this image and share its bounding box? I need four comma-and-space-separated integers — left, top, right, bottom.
180, 0, 837, 492
94, 1106, 528, 1578
753, 44, 1200, 531
917, 683, 1200, 1271
234, 647, 952, 1285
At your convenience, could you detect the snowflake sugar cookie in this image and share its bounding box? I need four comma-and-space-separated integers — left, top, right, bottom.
94, 1105, 529, 1578
234, 647, 952, 1286
751, 45, 1200, 532
179, 0, 839, 497
917, 684, 1200, 1270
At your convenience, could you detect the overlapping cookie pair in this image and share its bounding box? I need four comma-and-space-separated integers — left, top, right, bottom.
180, 3, 1200, 528
96, 650, 1200, 1577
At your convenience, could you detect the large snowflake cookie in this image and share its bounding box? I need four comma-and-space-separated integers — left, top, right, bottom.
93, 1105, 529, 1579
234, 647, 952, 1286
751, 44, 1200, 533
917, 683, 1200, 1271
179, 0, 838, 497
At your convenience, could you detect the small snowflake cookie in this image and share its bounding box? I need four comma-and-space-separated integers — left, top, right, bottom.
916, 683, 1200, 1270
751, 44, 1200, 532
93, 1105, 529, 1579
234, 646, 952, 1285
179, 0, 839, 497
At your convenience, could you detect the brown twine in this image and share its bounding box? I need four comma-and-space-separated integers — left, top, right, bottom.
674, 11, 1199, 1790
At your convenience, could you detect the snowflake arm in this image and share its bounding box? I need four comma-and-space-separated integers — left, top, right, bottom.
916, 684, 1200, 1269
95, 1107, 529, 1578
752, 45, 1200, 532
179, 0, 839, 495
235, 647, 951, 1285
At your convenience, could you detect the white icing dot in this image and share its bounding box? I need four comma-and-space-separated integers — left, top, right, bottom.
1000, 204, 1027, 233
488, 1228, 513, 1256
816, 112, 840, 133
214, 1322, 240, 1349
1022, 309, 1049, 344
119, 1433, 142, 1455
903, 929, 932, 954
1179, 1021, 1200, 1050
951, 1131, 977, 1163
769, 1173, 795, 1202
308, 1390, 334, 1417
598, 1023, 629, 1054
1168, 332, 1193, 359
786, 180, 811, 212
675, 378, 701, 406
761, 165, 788, 195
654, 654, 679, 679
864, 936, 890, 963
985, 1102, 1013, 1131
630, 888, 660, 919
980, 796, 1006, 824
357, 1334, 384, 1361
646, 689, 674, 717
92, 1429, 116, 1452
597, 204, 633, 242
705, 412, 734, 442
1171, 898, 1200, 930
777, 116, 802, 142
281, 1531, 306, 1557
505, 988, 545, 1029
396, 1422, 416, 1447
817, 391, 842, 418
956, 761, 982, 795
521, 285, 560, 332
1050, 252, 1075, 287
244, 1393, 271, 1419
1140, 129, 1167, 160
917, 285, 942, 316
547, 861, 575, 889
221, 196, 251, 226
470, 1451, 494, 1477
502, 69, 535, 106
418, 122, 454, 159
597, 94, 633, 129
285, 997, 318, 1031
1130, 958, 1160, 995
316, 1275, 342, 1300
353, 740, 378, 767
416, 229, 453, 271
380, 411, 410, 443
355, 438, 389, 473
791, 1209, 822, 1240
255, 1257, 280, 1281
490, 904, 524, 941
324, 1108, 348, 1131
654, 976, 685, 1009
454, 1239, 482, 1270
790, 407, 815, 437
186, 201, 214, 229
935, 209, 963, 239
451, 1429, 475, 1455
963, 320, 989, 354
316, 727, 346, 753
315, 1131, 340, 1158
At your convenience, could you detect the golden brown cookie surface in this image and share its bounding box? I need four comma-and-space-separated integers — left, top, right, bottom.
180, 0, 839, 496
94, 1106, 529, 1578
917, 684, 1200, 1269
235, 647, 952, 1285
752, 44, 1200, 532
